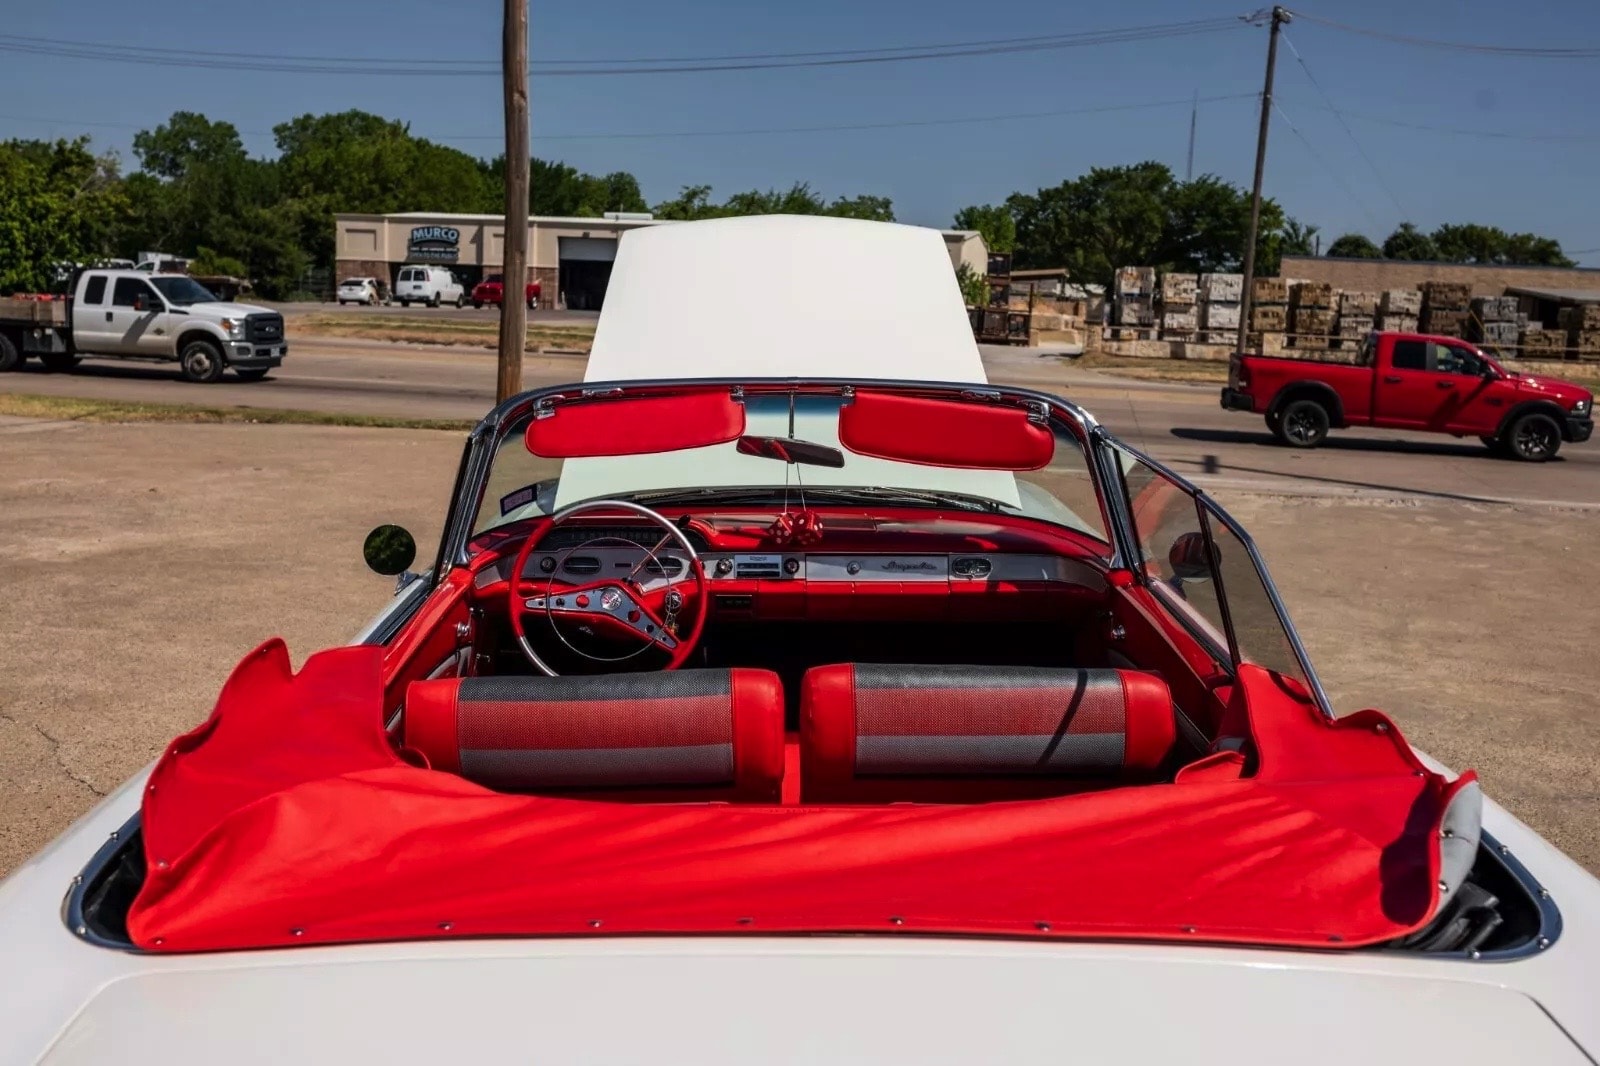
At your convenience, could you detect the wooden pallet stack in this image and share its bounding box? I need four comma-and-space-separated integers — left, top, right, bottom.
1288, 282, 1335, 349
1248, 277, 1289, 343
1335, 290, 1377, 349
1520, 327, 1567, 359
1113, 266, 1156, 339
1559, 304, 1600, 360
1377, 289, 1420, 333
1199, 273, 1243, 343
1158, 272, 1198, 338
1469, 296, 1520, 353
1420, 282, 1471, 339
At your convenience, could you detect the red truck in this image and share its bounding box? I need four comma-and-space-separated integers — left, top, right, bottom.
470, 274, 541, 310
1221, 332, 1593, 461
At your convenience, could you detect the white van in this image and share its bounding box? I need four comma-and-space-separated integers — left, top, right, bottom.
395, 266, 465, 308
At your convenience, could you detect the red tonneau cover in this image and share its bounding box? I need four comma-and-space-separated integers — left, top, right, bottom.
128, 641, 1467, 953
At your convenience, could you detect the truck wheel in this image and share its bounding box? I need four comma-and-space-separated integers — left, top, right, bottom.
527, 296, 536, 310
235, 369, 271, 382
429, 293, 441, 308
40, 352, 80, 373
399, 299, 410, 308
472, 300, 483, 310
1276, 399, 1330, 448
1506, 412, 1562, 462
454, 293, 465, 308
179, 339, 226, 383
0, 332, 19, 372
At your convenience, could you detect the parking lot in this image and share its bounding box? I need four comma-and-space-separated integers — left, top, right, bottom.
2, 413, 1597, 878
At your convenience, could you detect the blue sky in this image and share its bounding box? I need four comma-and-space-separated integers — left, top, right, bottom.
3, 0, 1598, 263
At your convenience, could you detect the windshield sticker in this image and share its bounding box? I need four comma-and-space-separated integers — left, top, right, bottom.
500, 486, 536, 515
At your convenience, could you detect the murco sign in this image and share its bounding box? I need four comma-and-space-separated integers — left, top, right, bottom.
408, 225, 461, 263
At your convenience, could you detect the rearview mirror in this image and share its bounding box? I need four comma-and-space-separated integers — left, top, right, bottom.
363, 524, 417, 576
735, 435, 846, 468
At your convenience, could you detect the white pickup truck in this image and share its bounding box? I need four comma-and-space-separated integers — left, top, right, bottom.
0, 269, 287, 383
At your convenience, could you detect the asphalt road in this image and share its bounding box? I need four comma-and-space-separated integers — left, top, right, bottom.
3, 338, 1597, 509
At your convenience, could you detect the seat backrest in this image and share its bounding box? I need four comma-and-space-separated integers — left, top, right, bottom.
406, 669, 785, 801
800, 663, 1176, 802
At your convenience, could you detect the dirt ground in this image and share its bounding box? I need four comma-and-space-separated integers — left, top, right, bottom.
2, 418, 1597, 878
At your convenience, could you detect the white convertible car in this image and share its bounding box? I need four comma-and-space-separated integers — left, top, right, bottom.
2, 217, 1596, 1064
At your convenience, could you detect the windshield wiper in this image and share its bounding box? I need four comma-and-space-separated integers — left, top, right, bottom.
628, 486, 1004, 513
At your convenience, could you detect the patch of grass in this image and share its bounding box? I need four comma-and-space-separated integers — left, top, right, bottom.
292, 313, 594, 353
0, 392, 473, 431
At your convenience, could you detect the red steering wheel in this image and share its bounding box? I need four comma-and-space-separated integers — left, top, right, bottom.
507, 499, 709, 675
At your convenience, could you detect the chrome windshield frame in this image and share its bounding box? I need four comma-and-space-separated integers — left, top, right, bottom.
435, 377, 1329, 717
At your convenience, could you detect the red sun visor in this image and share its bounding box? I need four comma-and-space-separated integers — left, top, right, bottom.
839, 391, 1054, 470
525, 393, 746, 458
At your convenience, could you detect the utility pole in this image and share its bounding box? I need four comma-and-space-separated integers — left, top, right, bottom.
497, 0, 529, 403
1185, 89, 1197, 182
1236, 6, 1289, 359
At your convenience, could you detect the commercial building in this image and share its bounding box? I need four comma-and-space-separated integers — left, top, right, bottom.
335, 212, 988, 310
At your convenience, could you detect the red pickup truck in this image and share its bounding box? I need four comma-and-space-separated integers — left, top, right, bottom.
1221, 331, 1593, 461
470, 274, 541, 310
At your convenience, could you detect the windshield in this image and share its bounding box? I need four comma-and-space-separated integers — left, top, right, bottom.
149, 276, 219, 305
471, 391, 1111, 552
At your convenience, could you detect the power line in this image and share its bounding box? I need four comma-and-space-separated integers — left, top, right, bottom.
1313, 106, 1600, 144
1272, 100, 1382, 231
0, 19, 1247, 77
1291, 11, 1600, 58
1279, 31, 1406, 220
0, 94, 1258, 147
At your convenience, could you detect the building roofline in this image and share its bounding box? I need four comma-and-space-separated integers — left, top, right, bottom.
338, 211, 981, 239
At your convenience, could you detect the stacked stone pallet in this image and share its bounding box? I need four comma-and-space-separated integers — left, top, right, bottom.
1249, 277, 1289, 340
1520, 328, 1568, 358
1113, 266, 1156, 338
1559, 305, 1600, 359
1199, 272, 1243, 343
1470, 295, 1520, 352
1288, 282, 1335, 349
1334, 290, 1377, 349
1158, 272, 1198, 337
1377, 289, 1420, 333
1420, 282, 1471, 339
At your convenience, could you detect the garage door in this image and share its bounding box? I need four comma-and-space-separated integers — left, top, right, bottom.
558, 237, 618, 262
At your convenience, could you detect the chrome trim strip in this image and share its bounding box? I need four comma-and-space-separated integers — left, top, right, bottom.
61, 812, 143, 952
1468, 830, 1563, 962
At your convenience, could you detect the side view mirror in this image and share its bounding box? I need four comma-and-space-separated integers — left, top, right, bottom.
1168, 531, 1219, 582
363, 524, 417, 576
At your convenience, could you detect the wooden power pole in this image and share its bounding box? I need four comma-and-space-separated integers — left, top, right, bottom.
1236, 5, 1289, 358
497, 0, 529, 403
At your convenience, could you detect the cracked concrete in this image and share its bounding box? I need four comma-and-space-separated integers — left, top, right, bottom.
1, 419, 1598, 881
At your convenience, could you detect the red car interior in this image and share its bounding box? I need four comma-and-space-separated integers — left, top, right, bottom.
405, 670, 785, 802
116, 381, 1475, 956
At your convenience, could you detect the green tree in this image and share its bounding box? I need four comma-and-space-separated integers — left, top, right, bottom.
651, 182, 892, 222
953, 203, 1015, 253
827, 194, 895, 221
1382, 222, 1438, 261
1008, 163, 1282, 288
1325, 233, 1382, 259
954, 262, 989, 307
1280, 219, 1319, 257
0, 137, 127, 292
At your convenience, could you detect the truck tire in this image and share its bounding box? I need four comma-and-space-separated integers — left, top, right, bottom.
1505, 412, 1562, 462
527, 296, 536, 310
1275, 398, 1330, 448
472, 300, 484, 310
40, 351, 80, 373
429, 293, 441, 308
179, 338, 226, 383
454, 293, 465, 308
399, 299, 410, 308
0, 332, 19, 372
235, 369, 271, 382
